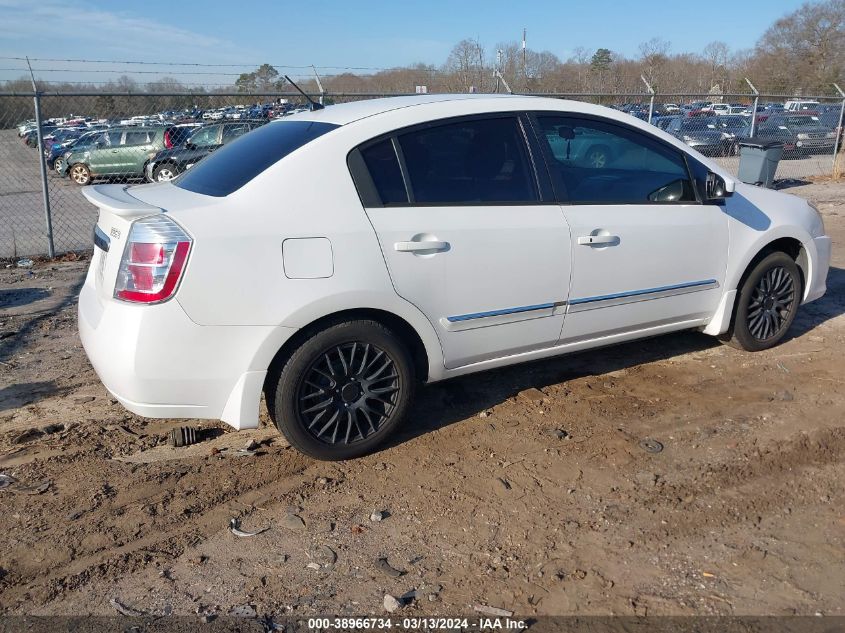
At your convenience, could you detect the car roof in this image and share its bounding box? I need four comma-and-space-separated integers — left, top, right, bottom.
282, 93, 735, 131
281, 94, 552, 126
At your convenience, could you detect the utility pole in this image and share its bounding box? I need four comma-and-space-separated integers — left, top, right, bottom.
495, 49, 503, 93
494, 68, 513, 95
522, 28, 527, 89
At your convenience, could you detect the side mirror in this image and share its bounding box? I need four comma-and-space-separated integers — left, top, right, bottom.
706, 171, 734, 200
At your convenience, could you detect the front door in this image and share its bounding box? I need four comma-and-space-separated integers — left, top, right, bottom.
531, 113, 729, 343
358, 114, 572, 369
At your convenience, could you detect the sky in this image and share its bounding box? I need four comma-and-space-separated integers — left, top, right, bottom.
0, 0, 807, 86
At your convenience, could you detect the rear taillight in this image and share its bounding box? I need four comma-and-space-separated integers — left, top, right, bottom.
115, 215, 191, 304
164, 130, 173, 148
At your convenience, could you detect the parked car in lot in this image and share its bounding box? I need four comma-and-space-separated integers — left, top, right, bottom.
784, 100, 821, 113
711, 115, 750, 155
78, 94, 831, 460
21, 125, 58, 147
145, 121, 266, 182
666, 116, 726, 155
52, 129, 111, 172
651, 115, 681, 131
754, 114, 837, 156
42, 126, 87, 151
818, 110, 844, 143
64, 126, 173, 185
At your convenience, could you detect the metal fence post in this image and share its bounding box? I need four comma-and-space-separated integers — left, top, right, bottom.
832, 83, 845, 177
641, 75, 655, 124
31, 91, 55, 258
26, 57, 55, 258
745, 78, 759, 138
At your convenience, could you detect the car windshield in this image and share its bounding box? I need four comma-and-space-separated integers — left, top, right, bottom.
718, 117, 747, 129
759, 126, 793, 138
175, 120, 339, 197
778, 116, 821, 127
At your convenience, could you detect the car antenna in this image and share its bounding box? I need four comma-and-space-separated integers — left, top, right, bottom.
284, 75, 324, 111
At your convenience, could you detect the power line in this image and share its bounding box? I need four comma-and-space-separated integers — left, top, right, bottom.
0, 56, 414, 72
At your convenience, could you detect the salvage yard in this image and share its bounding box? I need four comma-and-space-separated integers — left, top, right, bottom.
0, 180, 844, 619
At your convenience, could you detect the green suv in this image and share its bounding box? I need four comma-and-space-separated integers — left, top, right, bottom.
63, 126, 171, 185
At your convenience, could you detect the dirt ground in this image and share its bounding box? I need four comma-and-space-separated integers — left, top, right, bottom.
0, 181, 843, 621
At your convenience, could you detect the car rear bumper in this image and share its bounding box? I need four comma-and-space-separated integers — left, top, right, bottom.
78, 264, 296, 429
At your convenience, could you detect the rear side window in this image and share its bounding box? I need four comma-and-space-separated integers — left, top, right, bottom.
176, 120, 338, 197
124, 130, 153, 146
360, 139, 407, 205
397, 116, 538, 204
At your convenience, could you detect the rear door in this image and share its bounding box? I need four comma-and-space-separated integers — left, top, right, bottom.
116, 128, 156, 177
531, 113, 729, 343
353, 113, 572, 369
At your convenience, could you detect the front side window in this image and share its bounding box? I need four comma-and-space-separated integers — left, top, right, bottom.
535, 115, 696, 204
397, 116, 538, 205
188, 125, 220, 147
222, 124, 250, 143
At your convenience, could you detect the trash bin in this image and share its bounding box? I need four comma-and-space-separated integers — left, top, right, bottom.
737, 138, 784, 188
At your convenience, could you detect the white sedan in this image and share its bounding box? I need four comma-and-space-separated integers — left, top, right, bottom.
78, 95, 831, 460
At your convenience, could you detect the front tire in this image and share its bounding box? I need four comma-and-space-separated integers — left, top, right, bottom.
584, 145, 610, 169
69, 163, 91, 185
268, 320, 415, 460
153, 162, 179, 182
726, 252, 802, 351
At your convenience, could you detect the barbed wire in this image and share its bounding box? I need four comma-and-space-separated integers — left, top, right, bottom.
0, 56, 419, 72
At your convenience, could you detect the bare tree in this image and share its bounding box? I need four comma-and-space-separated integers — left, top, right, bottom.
638, 38, 671, 89
444, 38, 487, 92
702, 41, 730, 92
753, 0, 844, 92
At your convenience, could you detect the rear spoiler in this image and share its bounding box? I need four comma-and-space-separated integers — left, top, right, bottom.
81, 184, 163, 219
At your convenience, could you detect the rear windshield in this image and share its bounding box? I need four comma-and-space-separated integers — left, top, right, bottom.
175, 120, 338, 197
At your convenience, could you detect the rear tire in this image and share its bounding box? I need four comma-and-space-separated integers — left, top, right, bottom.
268, 320, 415, 460
69, 163, 91, 186
725, 252, 802, 351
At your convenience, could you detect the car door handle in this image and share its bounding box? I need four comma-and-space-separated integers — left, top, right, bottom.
394, 240, 450, 253
578, 235, 620, 246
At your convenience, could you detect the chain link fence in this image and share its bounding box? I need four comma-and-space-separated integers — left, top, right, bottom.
1, 89, 843, 258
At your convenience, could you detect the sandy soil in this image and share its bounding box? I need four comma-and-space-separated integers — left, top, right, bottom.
0, 181, 843, 620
